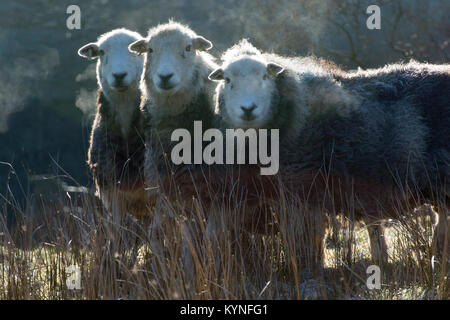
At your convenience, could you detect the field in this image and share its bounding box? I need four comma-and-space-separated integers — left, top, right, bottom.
0, 169, 448, 300
0, 0, 449, 302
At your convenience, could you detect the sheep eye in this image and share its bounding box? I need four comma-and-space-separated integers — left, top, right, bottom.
225, 77, 230, 83
185, 45, 191, 52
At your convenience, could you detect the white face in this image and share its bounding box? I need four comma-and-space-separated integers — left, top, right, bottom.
129, 29, 212, 96
97, 35, 144, 94
78, 31, 144, 95
213, 58, 280, 129
149, 33, 192, 93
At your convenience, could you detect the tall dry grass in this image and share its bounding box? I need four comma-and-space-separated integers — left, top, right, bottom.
0, 164, 448, 300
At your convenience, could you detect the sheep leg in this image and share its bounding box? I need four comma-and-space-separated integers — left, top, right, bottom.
365, 218, 389, 264
147, 199, 165, 258
296, 208, 327, 276
180, 220, 196, 280
432, 206, 449, 262
205, 209, 222, 274
312, 211, 328, 269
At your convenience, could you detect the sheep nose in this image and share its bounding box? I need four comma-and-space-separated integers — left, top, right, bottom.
113, 72, 127, 81
240, 104, 257, 115
159, 73, 174, 84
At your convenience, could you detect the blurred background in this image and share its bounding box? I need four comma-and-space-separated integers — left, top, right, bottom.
0, 0, 449, 217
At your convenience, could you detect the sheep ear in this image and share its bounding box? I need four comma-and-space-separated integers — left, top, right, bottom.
193, 36, 213, 52
208, 68, 224, 81
78, 43, 101, 60
128, 39, 148, 55
267, 62, 284, 78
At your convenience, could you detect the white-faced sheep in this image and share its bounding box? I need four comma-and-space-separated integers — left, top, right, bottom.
128, 21, 219, 199
209, 39, 450, 264
78, 28, 147, 219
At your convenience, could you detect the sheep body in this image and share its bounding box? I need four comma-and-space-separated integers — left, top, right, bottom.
129, 21, 218, 193
88, 90, 146, 217
211, 39, 450, 261
79, 29, 147, 218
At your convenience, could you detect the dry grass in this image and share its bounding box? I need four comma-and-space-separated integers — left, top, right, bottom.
0, 169, 448, 300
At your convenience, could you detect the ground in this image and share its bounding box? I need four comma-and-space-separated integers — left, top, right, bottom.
0, 190, 447, 300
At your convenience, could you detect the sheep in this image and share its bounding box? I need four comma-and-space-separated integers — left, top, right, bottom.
128, 21, 223, 269
78, 28, 147, 220
128, 21, 218, 198
335, 61, 450, 259
209, 39, 341, 266
209, 39, 450, 265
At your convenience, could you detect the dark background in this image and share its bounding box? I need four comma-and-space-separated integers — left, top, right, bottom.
0, 0, 449, 212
